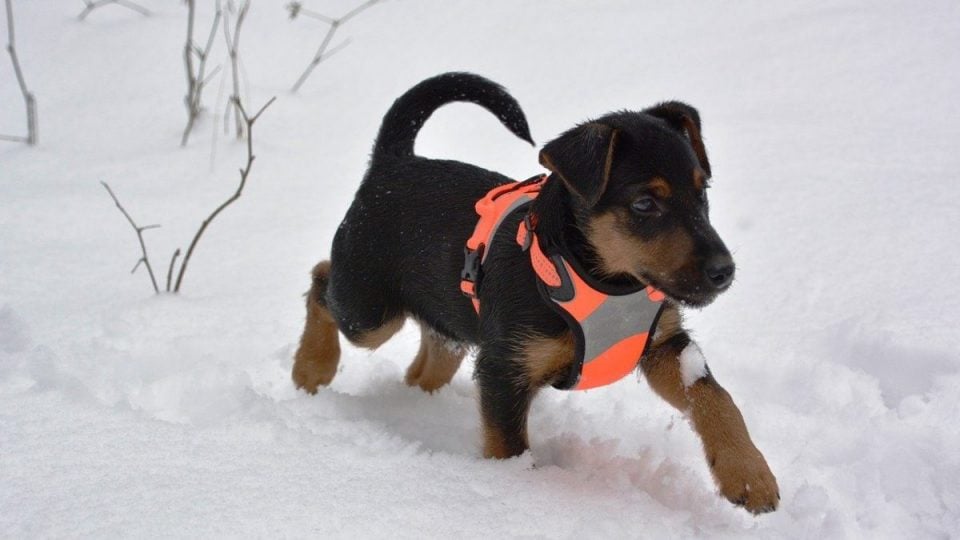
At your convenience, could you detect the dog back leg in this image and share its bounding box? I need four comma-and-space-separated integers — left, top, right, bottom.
292, 261, 342, 393
293, 260, 410, 393
405, 324, 466, 393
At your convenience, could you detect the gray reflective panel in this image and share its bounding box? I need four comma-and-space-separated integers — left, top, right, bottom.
578, 290, 661, 366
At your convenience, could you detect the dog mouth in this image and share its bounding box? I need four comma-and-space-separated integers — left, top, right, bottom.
637, 272, 725, 308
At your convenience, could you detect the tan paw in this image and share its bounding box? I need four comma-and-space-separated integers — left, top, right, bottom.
710, 447, 780, 514
291, 355, 337, 394
404, 325, 465, 393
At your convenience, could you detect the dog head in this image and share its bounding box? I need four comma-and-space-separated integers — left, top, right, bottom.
539, 102, 733, 307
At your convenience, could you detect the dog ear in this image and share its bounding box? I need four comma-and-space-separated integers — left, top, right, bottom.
539, 123, 619, 206
644, 101, 711, 178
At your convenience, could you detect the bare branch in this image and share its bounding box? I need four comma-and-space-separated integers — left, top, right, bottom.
77, 0, 150, 21
115, 0, 150, 15
299, 10, 335, 24
200, 3, 220, 57
212, 60, 228, 166
291, 22, 338, 93
222, 0, 249, 140
101, 181, 161, 294
3, 0, 37, 145
338, 0, 379, 25
173, 96, 276, 292
199, 63, 223, 87
166, 249, 181, 292
289, 0, 383, 93
247, 95, 277, 123
181, 0, 223, 147
318, 37, 351, 61
290, 5, 335, 24
182, 0, 198, 144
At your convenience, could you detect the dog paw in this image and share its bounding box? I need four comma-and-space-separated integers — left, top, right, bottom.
291, 358, 336, 394
710, 447, 780, 514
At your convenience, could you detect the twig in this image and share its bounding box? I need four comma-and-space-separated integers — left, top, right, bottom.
3, 0, 37, 145
101, 181, 161, 294
288, 0, 382, 93
166, 249, 180, 292
181, 0, 223, 147
172, 96, 275, 292
77, 0, 150, 21
287, 3, 334, 24
222, 0, 249, 139
182, 0, 198, 145
211, 55, 228, 169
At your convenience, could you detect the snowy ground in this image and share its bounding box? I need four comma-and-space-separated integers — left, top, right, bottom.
2, 0, 959, 537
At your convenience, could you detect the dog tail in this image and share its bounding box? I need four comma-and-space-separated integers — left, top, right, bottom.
371, 72, 534, 161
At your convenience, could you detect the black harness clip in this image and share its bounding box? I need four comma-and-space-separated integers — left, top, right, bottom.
460, 244, 485, 297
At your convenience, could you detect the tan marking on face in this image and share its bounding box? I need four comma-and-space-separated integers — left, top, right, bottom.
405, 324, 466, 393
292, 261, 341, 393
647, 177, 671, 199
585, 210, 695, 281
521, 331, 575, 388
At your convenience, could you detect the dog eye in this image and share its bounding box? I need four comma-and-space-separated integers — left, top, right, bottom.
630, 197, 659, 215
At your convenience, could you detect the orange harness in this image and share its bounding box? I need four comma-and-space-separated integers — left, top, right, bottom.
461, 175, 666, 390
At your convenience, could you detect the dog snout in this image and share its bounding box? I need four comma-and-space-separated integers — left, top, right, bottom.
704, 255, 735, 290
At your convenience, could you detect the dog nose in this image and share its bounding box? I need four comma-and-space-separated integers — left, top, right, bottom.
705, 257, 735, 290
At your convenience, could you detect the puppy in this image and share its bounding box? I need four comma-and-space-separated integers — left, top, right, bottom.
293, 72, 779, 513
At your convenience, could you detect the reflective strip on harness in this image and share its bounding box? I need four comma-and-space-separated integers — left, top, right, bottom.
461, 175, 665, 391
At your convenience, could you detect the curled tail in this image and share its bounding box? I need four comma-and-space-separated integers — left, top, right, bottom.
371, 72, 534, 161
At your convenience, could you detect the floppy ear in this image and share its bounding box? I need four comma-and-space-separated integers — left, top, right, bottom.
644, 101, 711, 177
539, 123, 619, 206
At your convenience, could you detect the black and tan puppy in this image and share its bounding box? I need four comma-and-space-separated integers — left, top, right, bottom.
293, 72, 779, 513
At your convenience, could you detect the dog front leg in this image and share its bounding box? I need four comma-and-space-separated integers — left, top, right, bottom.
642, 332, 780, 514
475, 348, 536, 459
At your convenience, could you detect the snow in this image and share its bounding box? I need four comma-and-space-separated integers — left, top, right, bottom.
2, 0, 959, 537
678, 342, 707, 389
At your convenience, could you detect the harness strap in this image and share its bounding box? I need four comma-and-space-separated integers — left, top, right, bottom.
460, 175, 546, 308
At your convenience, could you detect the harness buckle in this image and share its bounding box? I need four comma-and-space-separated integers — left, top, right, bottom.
460, 244, 485, 298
